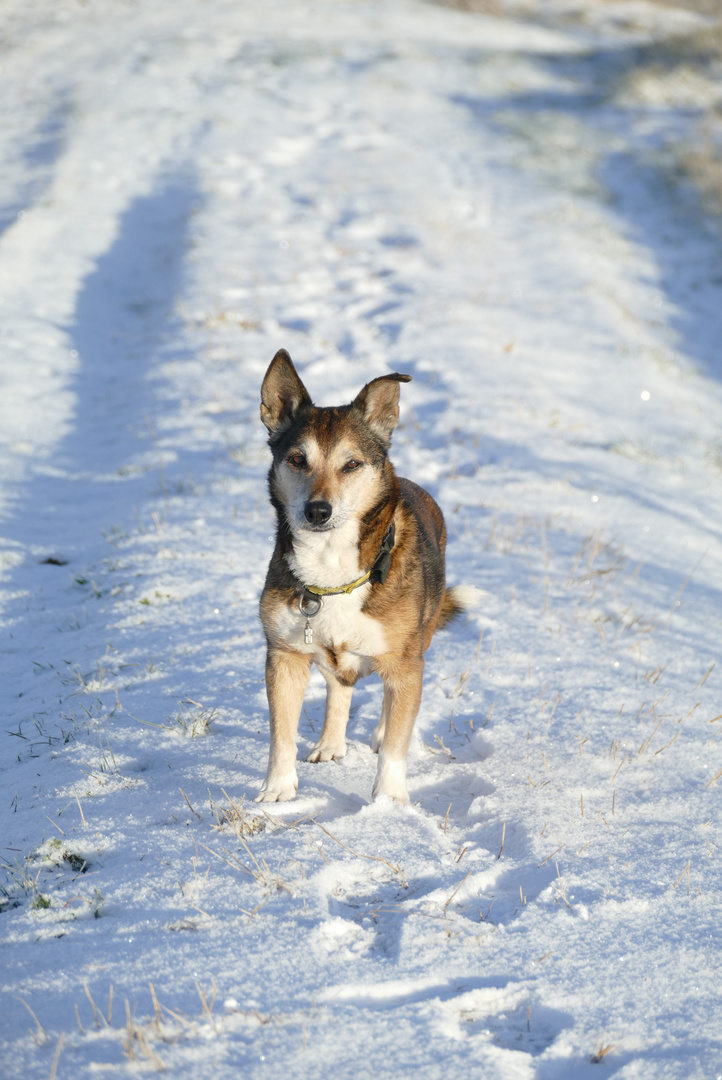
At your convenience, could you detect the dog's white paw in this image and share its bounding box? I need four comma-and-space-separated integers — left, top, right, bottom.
372, 755, 409, 804
370, 720, 385, 754
254, 772, 298, 803
306, 740, 347, 763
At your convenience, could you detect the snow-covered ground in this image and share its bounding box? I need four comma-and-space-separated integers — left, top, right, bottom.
1, 1, 721, 1076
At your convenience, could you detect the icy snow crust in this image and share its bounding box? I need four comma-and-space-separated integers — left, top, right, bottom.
1, 0, 721, 1077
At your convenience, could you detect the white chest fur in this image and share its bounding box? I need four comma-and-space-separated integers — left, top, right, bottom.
275, 522, 388, 673
271, 586, 387, 674
286, 520, 363, 590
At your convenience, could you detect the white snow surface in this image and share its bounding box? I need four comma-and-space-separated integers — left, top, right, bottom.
1, 1, 721, 1077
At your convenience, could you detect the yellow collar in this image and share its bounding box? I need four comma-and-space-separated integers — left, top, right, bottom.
301, 568, 373, 597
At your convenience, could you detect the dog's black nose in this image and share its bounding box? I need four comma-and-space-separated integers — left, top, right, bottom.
304, 500, 332, 527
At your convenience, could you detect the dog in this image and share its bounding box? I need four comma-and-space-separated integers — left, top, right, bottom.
255, 349, 477, 805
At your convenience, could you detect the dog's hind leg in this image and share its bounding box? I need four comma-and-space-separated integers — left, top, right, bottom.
372, 658, 424, 805
370, 684, 391, 753
307, 669, 353, 762
255, 648, 311, 802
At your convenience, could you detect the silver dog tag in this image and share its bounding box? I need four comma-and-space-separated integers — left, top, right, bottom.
299, 593, 322, 646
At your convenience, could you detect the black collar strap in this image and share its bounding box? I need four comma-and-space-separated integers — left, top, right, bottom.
369, 521, 395, 585
296, 522, 395, 597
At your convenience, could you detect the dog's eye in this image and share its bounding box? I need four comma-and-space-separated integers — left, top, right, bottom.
343, 459, 362, 472
287, 452, 306, 469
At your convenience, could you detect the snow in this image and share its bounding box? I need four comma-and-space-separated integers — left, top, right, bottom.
1, 0, 721, 1076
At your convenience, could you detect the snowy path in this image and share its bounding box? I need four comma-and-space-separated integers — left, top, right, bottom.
1, 2, 721, 1077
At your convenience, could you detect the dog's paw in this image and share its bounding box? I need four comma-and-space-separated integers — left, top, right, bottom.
254, 772, 298, 803
372, 756, 409, 804
306, 739, 347, 763
254, 786, 297, 803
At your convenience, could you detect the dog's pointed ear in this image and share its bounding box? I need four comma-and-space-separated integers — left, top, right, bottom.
352, 373, 412, 448
261, 350, 312, 436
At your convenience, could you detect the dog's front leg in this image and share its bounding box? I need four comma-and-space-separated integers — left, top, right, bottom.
255, 648, 310, 802
372, 658, 424, 805
307, 669, 353, 762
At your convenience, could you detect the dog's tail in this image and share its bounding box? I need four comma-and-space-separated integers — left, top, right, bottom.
437, 585, 484, 629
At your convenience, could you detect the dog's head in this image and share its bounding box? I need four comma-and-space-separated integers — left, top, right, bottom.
260, 349, 411, 535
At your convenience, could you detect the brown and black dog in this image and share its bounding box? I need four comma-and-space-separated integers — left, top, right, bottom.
255, 349, 478, 804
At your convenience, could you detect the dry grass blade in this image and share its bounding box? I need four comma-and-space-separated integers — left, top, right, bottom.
210, 788, 264, 839
484, 640, 496, 676
137, 1026, 165, 1070
48, 1032, 65, 1080
538, 844, 564, 869
189, 902, 212, 919
15, 997, 46, 1043
638, 717, 664, 756
156, 1001, 195, 1029
694, 662, 715, 690
445, 870, 472, 908
84, 982, 104, 1028
180, 789, 201, 819
305, 834, 330, 865
611, 754, 628, 782
234, 832, 263, 873
195, 981, 217, 1030
123, 999, 136, 1061
197, 838, 291, 895
654, 731, 680, 755
551, 864, 573, 911
434, 733, 453, 756
197, 840, 253, 877
674, 860, 691, 894
590, 1044, 614, 1063
497, 820, 506, 860
45, 816, 65, 836
242, 896, 271, 919
149, 982, 163, 1030
123, 998, 165, 1069
219, 787, 266, 845
74, 1004, 85, 1034
310, 819, 406, 884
